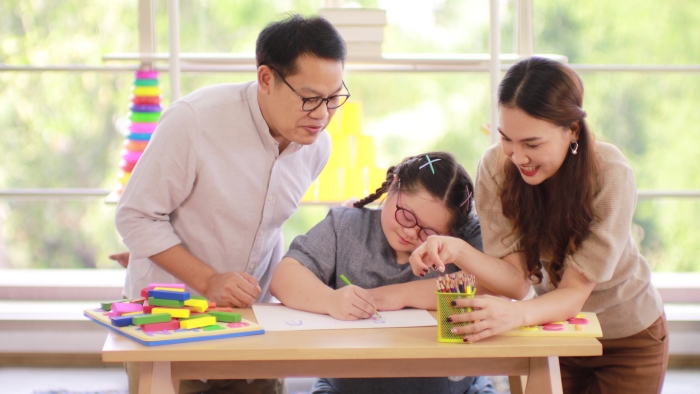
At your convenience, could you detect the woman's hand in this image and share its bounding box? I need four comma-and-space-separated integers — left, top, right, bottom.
327, 285, 376, 321
407, 235, 468, 276
447, 295, 525, 343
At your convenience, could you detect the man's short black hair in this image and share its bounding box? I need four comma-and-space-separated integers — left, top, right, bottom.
256, 14, 346, 78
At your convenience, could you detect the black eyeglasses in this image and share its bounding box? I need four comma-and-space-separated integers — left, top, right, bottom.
395, 181, 441, 242
269, 67, 350, 112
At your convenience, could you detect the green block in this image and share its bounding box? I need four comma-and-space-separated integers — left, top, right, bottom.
132, 313, 171, 325
190, 295, 207, 301
148, 297, 185, 308
203, 324, 225, 331
129, 111, 161, 123
101, 300, 126, 311
208, 311, 241, 323
133, 78, 159, 87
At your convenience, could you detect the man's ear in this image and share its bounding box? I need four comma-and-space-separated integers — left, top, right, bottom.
257, 65, 274, 94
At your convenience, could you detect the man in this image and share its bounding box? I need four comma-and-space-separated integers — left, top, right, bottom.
116, 14, 347, 394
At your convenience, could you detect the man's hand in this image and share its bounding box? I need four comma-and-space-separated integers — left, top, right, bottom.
205, 272, 262, 308
109, 252, 131, 269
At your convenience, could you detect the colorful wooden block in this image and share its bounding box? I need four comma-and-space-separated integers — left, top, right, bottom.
101, 300, 126, 311
148, 283, 186, 290
132, 313, 172, 325
151, 307, 190, 319
202, 324, 225, 331
142, 300, 154, 314
180, 315, 217, 329
206, 307, 233, 313
122, 311, 144, 316
148, 290, 190, 301
140, 287, 149, 298
184, 298, 208, 313
140, 319, 180, 332
153, 287, 185, 292
111, 315, 134, 327
148, 297, 185, 308
207, 311, 242, 323
111, 302, 143, 315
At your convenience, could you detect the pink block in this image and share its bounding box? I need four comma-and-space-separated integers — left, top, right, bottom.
111, 302, 144, 315
128, 122, 158, 133
135, 70, 158, 79
141, 319, 180, 332
148, 283, 186, 290
567, 318, 589, 325
121, 150, 143, 164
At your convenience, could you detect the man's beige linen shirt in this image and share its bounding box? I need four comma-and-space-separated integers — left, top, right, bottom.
116, 81, 330, 301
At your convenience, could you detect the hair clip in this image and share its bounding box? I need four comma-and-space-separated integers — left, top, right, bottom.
459, 189, 472, 208
418, 155, 441, 174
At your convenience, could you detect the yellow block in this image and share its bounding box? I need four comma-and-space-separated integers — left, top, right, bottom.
152, 307, 190, 319
353, 135, 376, 168
121, 311, 142, 316
327, 135, 352, 168
184, 298, 209, 313
301, 179, 319, 203
325, 113, 340, 137
180, 315, 217, 329
369, 167, 388, 193
317, 168, 343, 202
339, 101, 363, 136
132, 86, 160, 97
153, 287, 185, 292
118, 171, 131, 186
343, 167, 366, 199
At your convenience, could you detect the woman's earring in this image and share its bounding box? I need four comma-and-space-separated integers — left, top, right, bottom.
570, 140, 579, 155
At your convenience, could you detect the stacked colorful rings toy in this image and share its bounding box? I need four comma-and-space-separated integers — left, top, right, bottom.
117, 70, 163, 194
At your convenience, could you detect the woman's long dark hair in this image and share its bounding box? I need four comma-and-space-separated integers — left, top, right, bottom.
498, 57, 600, 287
354, 152, 475, 237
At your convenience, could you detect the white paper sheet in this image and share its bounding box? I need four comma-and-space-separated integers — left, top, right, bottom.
252, 304, 437, 331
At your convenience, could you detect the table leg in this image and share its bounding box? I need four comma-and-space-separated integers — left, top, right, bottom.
508, 375, 527, 394
138, 361, 177, 394
524, 356, 563, 394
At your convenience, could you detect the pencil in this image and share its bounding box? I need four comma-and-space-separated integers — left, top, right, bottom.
339, 274, 382, 319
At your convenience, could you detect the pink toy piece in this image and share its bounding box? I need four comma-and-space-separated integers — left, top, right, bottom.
121, 150, 143, 164
148, 283, 186, 290
136, 70, 159, 79
141, 319, 180, 332
111, 302, 143, 315
128, 122, 158, 133
568, 318, 589, 324
227, 322, 250, 328
542, 323, 565, 331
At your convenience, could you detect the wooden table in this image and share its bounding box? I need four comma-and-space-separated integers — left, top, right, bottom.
102, 308, 601, 394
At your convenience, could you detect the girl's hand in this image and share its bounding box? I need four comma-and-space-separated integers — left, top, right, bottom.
327, 285, 376, 321
407, 235, 467, 276
448, 295, 524, 343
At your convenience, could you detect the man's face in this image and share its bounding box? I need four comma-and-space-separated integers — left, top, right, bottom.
259, 54, 345, 148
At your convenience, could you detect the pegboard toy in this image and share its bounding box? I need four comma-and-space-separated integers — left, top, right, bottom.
84, 283, 263, 346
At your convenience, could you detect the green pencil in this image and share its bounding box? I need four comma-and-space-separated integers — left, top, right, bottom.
339, 274, 382, 319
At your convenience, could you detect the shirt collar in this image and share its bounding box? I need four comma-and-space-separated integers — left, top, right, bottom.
246, 81, 302, 156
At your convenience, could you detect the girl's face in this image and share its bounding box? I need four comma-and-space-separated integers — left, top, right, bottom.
380, 185, 452, 264
498, 106, 575, 186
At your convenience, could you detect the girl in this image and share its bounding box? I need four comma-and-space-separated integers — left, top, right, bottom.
409, 57, 668, 394
271, 152, 494, 394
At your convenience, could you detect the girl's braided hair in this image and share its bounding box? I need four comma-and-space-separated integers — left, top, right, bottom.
354, 151, 475, 236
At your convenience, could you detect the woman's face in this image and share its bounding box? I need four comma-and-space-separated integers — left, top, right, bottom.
380, 184, 452, 264
498, 106, 575, 186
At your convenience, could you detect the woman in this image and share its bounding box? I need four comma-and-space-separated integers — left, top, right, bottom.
408, 57, 668, 394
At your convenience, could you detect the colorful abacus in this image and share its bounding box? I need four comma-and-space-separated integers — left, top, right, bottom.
116, 70, 163, 195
